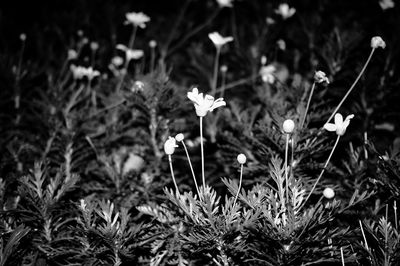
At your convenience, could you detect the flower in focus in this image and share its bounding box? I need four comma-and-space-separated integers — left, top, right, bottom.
216, 0, 234, 8
125, 12, 151, 28
237, 154, 247, 164
314, 71, 330, 84
324, 113, 354, 136
117, 44, 144, 61
283, 119, 295, 134
70, 65, 100, 80
208, 32, 234, 49
175, 133, 185, 142
259, 64, 276, 84
187, 88, 226, 117
275, 3, 296, 20
164, 136, 178, 155
323, 187, 335, 199
371, 36, 386, 49
379, 0, 395, 10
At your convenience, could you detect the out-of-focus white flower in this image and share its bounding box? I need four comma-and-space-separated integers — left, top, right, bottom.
371, 36, 386, 49
122, 153, 144, 175
324, 113, 354, 136
125, 12, 150, 28
275, 3, 296, 20
68, 49, 78, 60
323, 187, 335, 199
266, 17, 276, 25
70, 65, 100, 80
277, 39, 286, 50
175, 133, 185, 142
187, 87, 226, 117
283, 119, 295, 134
116, 44, 144, 61
379, 0, 395, 10
90, 42, 99, 51
131, 81, 145, 92
259, 64, 276, 84
216, 0, 234, 8
111, 56, 124, 67
20, 33, 26, 41
149, 40, 157, 48
164, 136, 178, 155
220, 65, 228, 73
208, 32, 234, 49
237, 154, 247, 164
314, 71, 330, 84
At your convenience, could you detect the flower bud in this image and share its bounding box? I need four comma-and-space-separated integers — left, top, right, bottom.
237, 153, 247, 164
164, 137, 178, 155
175, 133, 184, 142
323, 187, 335, 199
283, 119, 295, 134
314, 71, 329, 84
371, 36, 386, 49
149, 40, 157, 48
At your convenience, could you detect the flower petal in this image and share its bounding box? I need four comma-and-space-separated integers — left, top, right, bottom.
334, 113, 343, 126
324, 123, 337, 132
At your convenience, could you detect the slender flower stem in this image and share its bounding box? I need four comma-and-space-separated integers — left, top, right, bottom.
284, 133, 290, 204
128, 25, 138, 49
300, 82, 316, 129
301, 135, 340, 209
200, 116, 205, 188
359, 220, 369, 251
150, 46, 155, 72
233, 164, 243, 208
211, 47, 221, 96
340, 247, 345, 266
325, 48, 376, 124
220, 69, 227, 98
394, 201, 398, 230
181, 141, 201, 196
168, 155, 179, 193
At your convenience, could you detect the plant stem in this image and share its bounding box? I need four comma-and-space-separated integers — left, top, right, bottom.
301, 135, 340, 209
168, 155, 179, 193
150, 46, 156, 72
181, 141, 201, 197
220, 68, 227, 98
200, 116, 205, 188
285, 133, 290, 204
211, 47, 221, 95
359, 220, 370, 253
394, 201, 398, 230
233, 164, 243, 208
325, 48, 375, 124
300, 82, 316, 129
340, 247, 345, 266
128, 25, 138, 49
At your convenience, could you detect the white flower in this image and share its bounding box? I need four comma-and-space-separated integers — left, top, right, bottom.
175, 133, 185, 142
259, 64, 276, 84
283, 119, 295, 134
116, 44, 144, 61
90, 42, 99, 51
277, 39, 286, 50
275, 3, 296, 20
314, 71, 330, 84
237, 154, 247, 164
187, 88, 226, 117
208, 32, 234, 49
111, 56, 124, 67
379, 0, 395, 10
324, 113, 354, 136
122, 153, 144, 175
164, 136, 178, 155
125, 12, 150, 28
149, 40, 157, 48
371, 36, 386, 49
68, 49, 78, 60
323, 187, 335, 199
216, 0, 234, 8
20, 33, 26, 41
70, 65, 100, 80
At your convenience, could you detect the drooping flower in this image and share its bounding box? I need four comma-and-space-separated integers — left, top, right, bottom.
125, 12, 151, 28
259, 64, 276, 84
324, 113, 354, 136
164, 137, 178, 155
216, 0, 234, 8
116, 44, 144, 61
275, 3, 296, 20
314, 71, 330, 84
70, 65, 100, 80
379, 0, 395, 10
187, 88, 226, 117
208, 32, 234, 49
371, 36, 386, 49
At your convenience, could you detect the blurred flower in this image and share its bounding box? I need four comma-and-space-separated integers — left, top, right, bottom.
20, 33, 26, 41
371, 36, 386, 49
208, 32, 234, 49
275, 3, 296, 20
277, 39, 286, 50
70, 65, 100, 80
216, 0, 234, 8
220, 65, 228, 73
379, 0, 395, 10
164, 136, 178, 155
261, 55, 267, 65
68, 49, 78, 60
259, 64, 276, 84
149, 40, 157, 48
131, 81, 145, 92
187, 87, 226, 117
266, 17, 276, 25
324, 113, 354, 136
117, 44, 144, 61
122, 153, 144, 175
125, 12, 150, 28
314, 71, 330, 84
90, 42, 99, 51
111, 56, 124, 67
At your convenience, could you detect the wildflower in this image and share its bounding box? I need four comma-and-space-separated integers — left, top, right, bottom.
116, 44, 144, 61
283, 119, 295, 134
324, 113, 354, 136
216, 0, 234, 8
379, 0, 395, 10
275, 3, 296, 20
314, 71, 330, 84
164, 136, 178, 155
111, 56, 124, 67
149, 40, 157, 48
20, 33, 26, 41
220, 65, 228, 73
90, 42, 99, 51
208, 32, 234, 49
125, 12, 150, 28
323, 187, 335, 199
70, 65, 100, 80
122, 153, 144, 175
131, 81, 145, 92
175, 133, 185, 142
266, 17, 276, 25
187, 87, 226, 117
277, 39, 286, 50
237, 154, 247, 164
67, 49, 78, 61
259, 64, 276, 84
371, 36, 386, 49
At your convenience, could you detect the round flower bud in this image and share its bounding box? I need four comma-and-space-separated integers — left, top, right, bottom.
220, 65, 228, 73
237, 153, 247, 164
323, 187, 335, 199
283, 119, 295, 134
371, 36, 386, 49
149, 40, 157, 48
164, 137, 178, 155
175, 133, 184, 142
